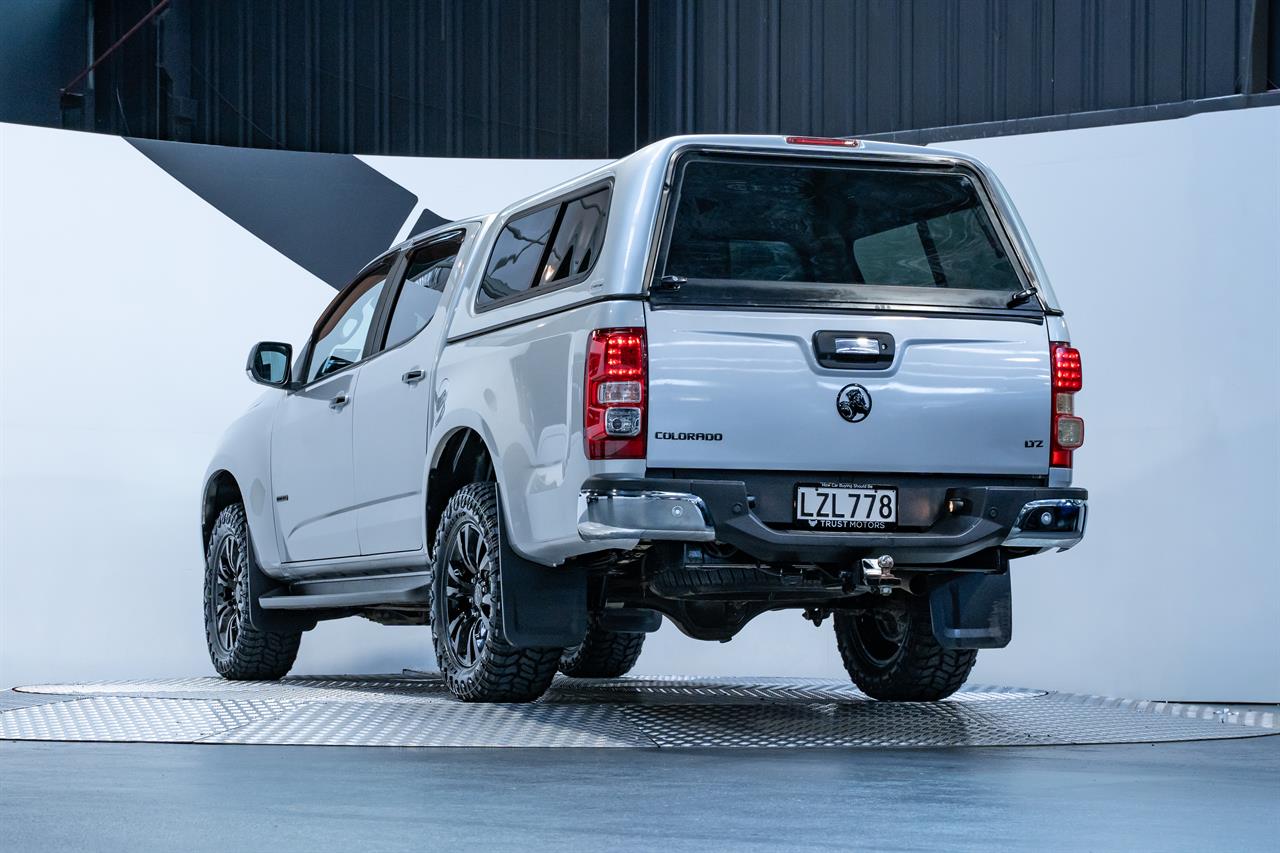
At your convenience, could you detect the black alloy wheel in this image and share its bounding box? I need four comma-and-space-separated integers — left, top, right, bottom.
211, 533, 244, 653
428, 483, 561, 702
848, 608, 909, 669
833, 592, 976, 702
441, 519, 495, 669
203, 503, 301, 680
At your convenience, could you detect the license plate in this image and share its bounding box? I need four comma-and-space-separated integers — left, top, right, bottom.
795, 483, 897, 530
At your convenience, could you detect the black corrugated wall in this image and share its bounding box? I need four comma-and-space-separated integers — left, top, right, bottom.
35, 0, 1280, 157
186, 0, 619, 156
646, 0, 1271, 138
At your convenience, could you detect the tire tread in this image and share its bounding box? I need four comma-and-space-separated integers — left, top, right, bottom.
559, 617, 645, 678
204, 504, 301, 681
833, 594, 976, 702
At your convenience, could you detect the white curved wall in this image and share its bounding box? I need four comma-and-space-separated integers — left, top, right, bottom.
2, 109, 1277, 700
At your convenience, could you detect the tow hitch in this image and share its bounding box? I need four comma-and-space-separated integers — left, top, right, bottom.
841, 555, 902, 596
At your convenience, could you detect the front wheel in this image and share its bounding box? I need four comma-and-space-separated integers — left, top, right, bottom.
428, 483, 561, 702
833, 593, 976, 701
203, 503, 301, 680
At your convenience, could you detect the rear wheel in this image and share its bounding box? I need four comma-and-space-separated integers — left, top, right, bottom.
833, 593, 975, 701
203, 503, 301, 680
559, 615, 645, 678
429, 483, 561, 702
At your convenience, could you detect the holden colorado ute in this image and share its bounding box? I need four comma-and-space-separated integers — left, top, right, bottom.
201, 134, 1087, 702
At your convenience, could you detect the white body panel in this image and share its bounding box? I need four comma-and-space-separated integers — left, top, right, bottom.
204, 393, 286, 567
645, 308, 1052, 474
270, 371, 361, 561
435, 298, 647, 564
351, 227, 480, 555
350, 338, 433, 554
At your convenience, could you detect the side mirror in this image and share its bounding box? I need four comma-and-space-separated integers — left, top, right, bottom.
246, 341, 293, 387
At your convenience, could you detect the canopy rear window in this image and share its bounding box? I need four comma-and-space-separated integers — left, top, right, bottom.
657, 155, 1032, 311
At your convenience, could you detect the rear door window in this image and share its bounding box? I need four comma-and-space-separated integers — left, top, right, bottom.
381, 233, 463, 350
478, 205, 558, 308
476, 184, 611, 311
540, 187, 610, 283
659, 156, 1028, 310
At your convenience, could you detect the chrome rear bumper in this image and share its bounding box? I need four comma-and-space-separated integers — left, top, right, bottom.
577, 476, 1087, 564
577, 489, 716, 542
1002, 498, 1088, 551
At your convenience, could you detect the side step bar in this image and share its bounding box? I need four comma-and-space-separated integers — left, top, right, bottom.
258, 571, 430, 611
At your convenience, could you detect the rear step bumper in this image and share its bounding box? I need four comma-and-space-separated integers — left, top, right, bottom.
578, 477, 1087, 564
578, 490, 717, 542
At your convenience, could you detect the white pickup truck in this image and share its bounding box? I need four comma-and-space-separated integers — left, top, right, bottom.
202, 134, 1087, 703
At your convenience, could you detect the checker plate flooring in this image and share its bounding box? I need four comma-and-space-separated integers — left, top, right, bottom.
3, 674, 1275, 748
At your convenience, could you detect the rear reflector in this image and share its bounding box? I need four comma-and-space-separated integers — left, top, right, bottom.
785, 136, 861, 148
585, 329, 647, 459
1055, 416, 1084, 448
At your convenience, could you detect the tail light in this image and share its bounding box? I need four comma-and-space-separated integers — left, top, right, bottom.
1050, 342, 1084, 467
585, 328, 646, 459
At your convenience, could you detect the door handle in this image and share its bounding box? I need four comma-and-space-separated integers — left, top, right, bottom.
833, 337, 882, 356
401, 368, 425, 385
812, 331, 895, 370
329, 393, 349, 410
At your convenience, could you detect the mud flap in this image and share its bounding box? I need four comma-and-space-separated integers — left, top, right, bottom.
498, 503, 588, 648
929, 572, 1013, 649
247, 542, 319, 634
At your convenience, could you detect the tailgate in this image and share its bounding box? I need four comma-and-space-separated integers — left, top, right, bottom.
644, 307, 1050, 476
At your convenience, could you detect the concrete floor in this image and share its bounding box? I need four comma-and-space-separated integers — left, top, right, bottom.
2, 736, 1277, 852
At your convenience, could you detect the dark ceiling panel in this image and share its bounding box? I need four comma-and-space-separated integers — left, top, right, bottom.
645, 0, 1266, 139
11, 0, 1273, 158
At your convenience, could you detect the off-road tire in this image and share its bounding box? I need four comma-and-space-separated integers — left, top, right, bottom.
429, 483, 561, 702
559, 615, 645, 678
833, 592, 976, 701
204, 503, 301, 680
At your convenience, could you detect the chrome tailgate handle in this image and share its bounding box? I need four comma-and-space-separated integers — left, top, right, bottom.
835, 337, 881, 356
812, 331, 895, 370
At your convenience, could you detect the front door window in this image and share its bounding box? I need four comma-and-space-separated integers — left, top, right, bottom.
307, 264, 390, 383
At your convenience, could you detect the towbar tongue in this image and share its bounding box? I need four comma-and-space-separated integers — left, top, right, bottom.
860, 555, 900, 596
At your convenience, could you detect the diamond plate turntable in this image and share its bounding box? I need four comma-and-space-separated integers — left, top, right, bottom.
3, 674, 1274, 749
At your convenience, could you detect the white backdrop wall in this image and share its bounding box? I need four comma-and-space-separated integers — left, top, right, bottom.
2, 109, 1277, 700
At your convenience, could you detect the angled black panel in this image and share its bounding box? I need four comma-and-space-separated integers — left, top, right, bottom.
408, 208, 449, 238
128, 138, 417, 288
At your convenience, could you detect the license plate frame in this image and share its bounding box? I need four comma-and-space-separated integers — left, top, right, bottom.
794, 483, 898, 531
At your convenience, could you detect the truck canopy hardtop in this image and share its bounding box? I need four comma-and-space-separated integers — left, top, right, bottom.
449, 134, 1062, 314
